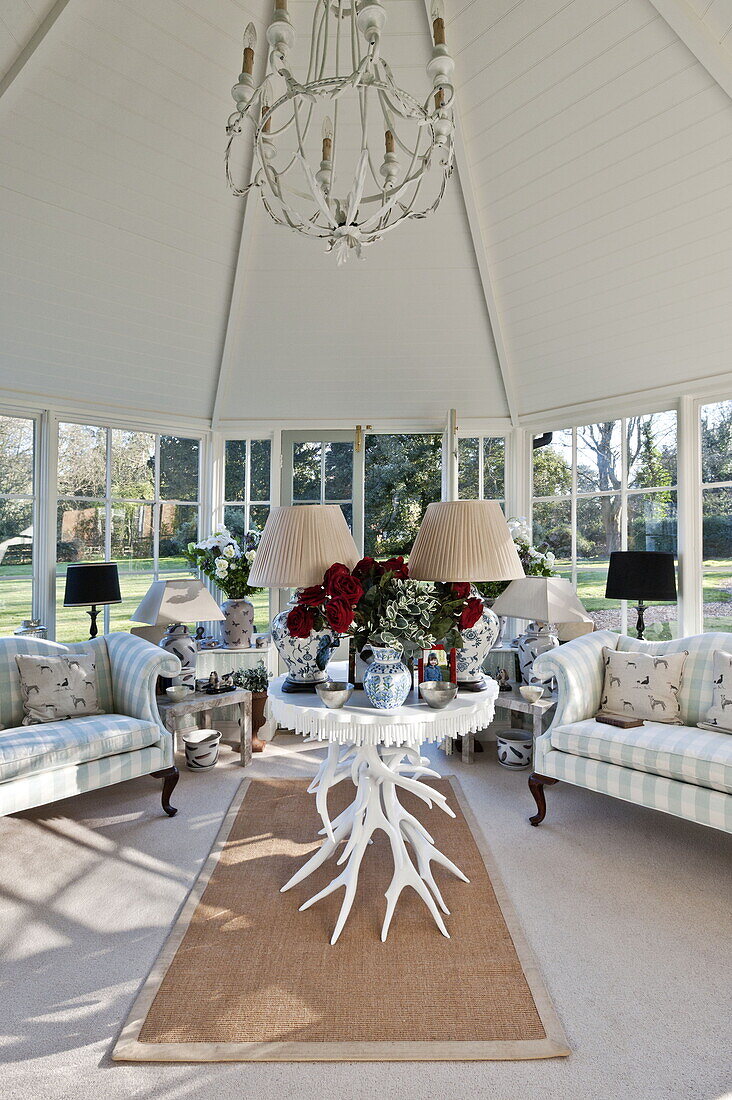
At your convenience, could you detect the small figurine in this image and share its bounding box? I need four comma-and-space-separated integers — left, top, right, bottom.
496, 668, 512, 692
220, 672, 234, 689
195, 626, 206, 641
207, 671, 219, 693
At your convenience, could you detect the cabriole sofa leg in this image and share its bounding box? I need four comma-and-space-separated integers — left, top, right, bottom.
151, 766, 180, 817
529, 773, 557, 826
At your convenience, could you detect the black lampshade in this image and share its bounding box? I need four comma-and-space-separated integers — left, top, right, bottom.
64, 562, 122, 607
605, 551, 677, 603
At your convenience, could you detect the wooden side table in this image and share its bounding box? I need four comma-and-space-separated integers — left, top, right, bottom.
157, 689, 253, 767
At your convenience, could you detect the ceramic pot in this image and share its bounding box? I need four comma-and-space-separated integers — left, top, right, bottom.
496, 729, 533, 769
271, 598, 339, 688
516, 622, 558, 684
221, 597, 255, 648
363, 646, 412, 710
159, 624, 197, 688
456, 589, 501, 689
183, 728, 221, 770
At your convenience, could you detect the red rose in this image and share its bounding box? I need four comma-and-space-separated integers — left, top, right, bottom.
322, 563, 349, 593
326, 572, 364, 605
352, 556, 381, 581
452, 582, 471, 599
381, 556, 409, 580
299, 584, 325, 607
459, 597, 485, 630
287, 604, 315, 638
324, 597, 354, 633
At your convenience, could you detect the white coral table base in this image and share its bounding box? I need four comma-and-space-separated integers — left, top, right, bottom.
281, 741, 469, 945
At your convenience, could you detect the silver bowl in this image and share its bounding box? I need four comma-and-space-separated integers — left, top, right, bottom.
419, 681, 458, 709
315, 681, 354, 709
519, 685, 544, 704
166, 685, 193, 702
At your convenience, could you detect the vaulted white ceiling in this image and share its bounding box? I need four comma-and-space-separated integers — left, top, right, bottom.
0, 0, 731, 427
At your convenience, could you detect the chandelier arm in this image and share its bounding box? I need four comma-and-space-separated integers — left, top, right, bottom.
307, 0, 326, 84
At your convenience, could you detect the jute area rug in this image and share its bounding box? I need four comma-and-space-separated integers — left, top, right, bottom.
114, 776, 569, 1062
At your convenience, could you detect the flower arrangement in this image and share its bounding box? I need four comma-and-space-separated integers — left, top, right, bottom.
183, 526, 261, 599
287, 556, 485, 660
478, 516, 556, 601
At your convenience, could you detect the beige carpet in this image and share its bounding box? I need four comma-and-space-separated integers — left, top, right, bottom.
114, 776, 569, 1061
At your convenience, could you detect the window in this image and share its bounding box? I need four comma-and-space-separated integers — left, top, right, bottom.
532, 412, 678, 638
364, 434, 442, 557
457, 436, 506, 504
700, 400, 732, 633
224, 438, 272, 630
0, 415, 36, 636
57, 424, 200, 641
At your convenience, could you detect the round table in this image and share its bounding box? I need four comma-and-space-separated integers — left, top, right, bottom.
268, 675, 498, 945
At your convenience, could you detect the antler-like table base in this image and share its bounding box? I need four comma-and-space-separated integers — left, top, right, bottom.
281, 741, 469, 945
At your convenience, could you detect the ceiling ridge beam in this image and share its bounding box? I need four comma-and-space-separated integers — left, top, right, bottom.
420, 0, 519, 426
0, 0, 74, 102
646, 0, 732, 101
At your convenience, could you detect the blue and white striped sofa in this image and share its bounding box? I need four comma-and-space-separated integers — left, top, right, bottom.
530, 630, 732, 834
0, 633, 181, 818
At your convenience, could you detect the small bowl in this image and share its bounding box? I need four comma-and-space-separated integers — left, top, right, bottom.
419, 681, 458, 709
166, 685, 193, 702
315, 681, 354, 709
519, 685, 544, 704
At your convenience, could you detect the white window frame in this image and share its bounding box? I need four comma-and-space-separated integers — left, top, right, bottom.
456, 433, 509, 506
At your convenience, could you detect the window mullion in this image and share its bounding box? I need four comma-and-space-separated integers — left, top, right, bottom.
153, 435, 160, 579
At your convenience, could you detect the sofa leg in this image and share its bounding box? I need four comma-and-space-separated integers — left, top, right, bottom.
151, 766, 179, 817
529, 773, 558, 826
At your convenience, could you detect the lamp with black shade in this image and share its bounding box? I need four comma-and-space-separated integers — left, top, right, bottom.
63, 562, 122, 639
604, 551, 677, 641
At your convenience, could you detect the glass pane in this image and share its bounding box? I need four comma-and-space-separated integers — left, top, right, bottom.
58, 422, 106, 497
484, 438, 505, 500
160, 436, 199, 501
159, 504, 198, 571
577, 421, 621, 493
110, 503, 154, 570
250, 439, 271, 501
531, 500, 572, 580
110, 430, 155, 500
0, 416, 34, 496
225, 440, 247, 502
249, 504, 270, 534
703, 486, 732, 632
55, 576, 96, 643
57, 499, 105, 563
109, 576, 155, 636
224, 504, 248, 543
0, 501, 34, 634
701, 400, 732, 485
340, 503, 353, 531
627, 411, 677, 489
293, 441, 321, 501
627, 491, 678, 640
576, 495, 622, 631
324, 441, 353, 501
532, 429, 572, 497
364, 434, 441, 558
458, 438, 479, 499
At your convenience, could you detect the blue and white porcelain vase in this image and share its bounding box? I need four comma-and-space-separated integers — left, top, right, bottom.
271, 598, 340, 690
456, 589, 500, 690
363, 646, 412, 710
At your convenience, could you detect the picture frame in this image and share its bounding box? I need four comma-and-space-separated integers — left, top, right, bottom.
418, 645, 457, 685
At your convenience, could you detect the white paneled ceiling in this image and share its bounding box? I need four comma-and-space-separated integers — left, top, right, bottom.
0, 0, 731, 425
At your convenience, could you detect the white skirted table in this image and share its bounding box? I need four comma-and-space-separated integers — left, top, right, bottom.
268, 675, 498, 945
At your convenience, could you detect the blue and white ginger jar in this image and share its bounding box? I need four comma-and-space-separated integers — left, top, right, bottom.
363, 646, 412, 710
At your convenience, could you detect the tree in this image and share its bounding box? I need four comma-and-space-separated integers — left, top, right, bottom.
364, 435, 441, 556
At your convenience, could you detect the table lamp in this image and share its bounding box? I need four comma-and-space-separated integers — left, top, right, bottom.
490, 576, 592, 683
604, 550, 677, 641
63, 562, 121, 639
132, 579, 225, 688
248, 505, 359, 692
408, 500, 525, 691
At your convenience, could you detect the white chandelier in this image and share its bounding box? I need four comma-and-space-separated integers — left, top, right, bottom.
226, 0, 455, 264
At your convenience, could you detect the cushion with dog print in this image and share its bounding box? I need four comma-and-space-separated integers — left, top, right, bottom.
15, 652, 102, 725
698, 650, 732, 734
599, 647, 688, 724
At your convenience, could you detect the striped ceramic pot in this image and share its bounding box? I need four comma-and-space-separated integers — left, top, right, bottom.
183, 729, 222, 770
363, 646, 411, 710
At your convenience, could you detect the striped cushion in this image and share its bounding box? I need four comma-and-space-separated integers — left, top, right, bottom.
550, 719, 732, 796
0, 714, 162, 783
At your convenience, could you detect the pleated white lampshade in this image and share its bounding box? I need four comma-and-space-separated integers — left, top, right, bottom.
131, 579, 225, 626
247, 505, 359, 589
491, 577, 591, 623
408, 500, 525, 583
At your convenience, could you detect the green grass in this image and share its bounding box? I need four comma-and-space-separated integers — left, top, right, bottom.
0, 557, 272, 643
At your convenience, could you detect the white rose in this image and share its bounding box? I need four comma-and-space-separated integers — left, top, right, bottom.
215, 557, 229, 572
246, 549, 256, 563
223, 544, 236, 559
545, 551, 556, 563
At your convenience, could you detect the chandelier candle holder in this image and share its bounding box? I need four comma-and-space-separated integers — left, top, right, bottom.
226, 0, 456, 264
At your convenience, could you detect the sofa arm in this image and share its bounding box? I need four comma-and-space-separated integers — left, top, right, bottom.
533, 629, 619, 734
105, 632, 181, 731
